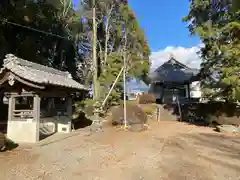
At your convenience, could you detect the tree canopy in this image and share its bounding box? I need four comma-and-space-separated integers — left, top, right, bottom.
0, 0, 80, 79
76, 0, 150, 108
184, 0, 240, 101
0, 0, 150, 108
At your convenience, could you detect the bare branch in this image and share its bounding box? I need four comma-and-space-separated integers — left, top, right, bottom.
64, 0, 72, 17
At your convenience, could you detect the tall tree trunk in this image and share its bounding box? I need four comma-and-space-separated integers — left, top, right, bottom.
103, 5, 113, 66
92, 0, 100, 101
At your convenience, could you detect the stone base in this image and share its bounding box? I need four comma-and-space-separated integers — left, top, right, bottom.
7, 120, 39, 143
56, 116, 72, 133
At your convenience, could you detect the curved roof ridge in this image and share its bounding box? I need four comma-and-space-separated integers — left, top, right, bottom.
0, 54, 87, 90
4, 54, 71, 78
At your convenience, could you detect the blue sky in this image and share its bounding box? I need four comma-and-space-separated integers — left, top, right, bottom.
127, 0, 202, 71
128, 0, 200, 51
73, 0, 200, 52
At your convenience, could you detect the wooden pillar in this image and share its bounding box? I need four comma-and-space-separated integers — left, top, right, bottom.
7, 94, 15, 122
65, 96, 73, 132
66, 96, 72, 118
161, 84, 165, 104
186, 83, 191, 99
33, 94, 41, 142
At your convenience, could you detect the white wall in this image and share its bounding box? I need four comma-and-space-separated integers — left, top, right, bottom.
190, 81, 202, 98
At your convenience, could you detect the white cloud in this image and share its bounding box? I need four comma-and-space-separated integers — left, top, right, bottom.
150, 44, 203, 72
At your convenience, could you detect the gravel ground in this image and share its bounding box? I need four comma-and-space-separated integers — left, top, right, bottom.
1, 121, 240, 180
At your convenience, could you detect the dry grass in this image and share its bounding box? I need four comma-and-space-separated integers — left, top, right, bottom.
138, 93, 156, 104
109, 104, 147, 128
0, 120, 240, 180
139, 103, 157, 116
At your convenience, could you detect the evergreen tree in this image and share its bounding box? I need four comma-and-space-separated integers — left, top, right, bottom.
184, 0, 240, 101
0, 0, 151, 110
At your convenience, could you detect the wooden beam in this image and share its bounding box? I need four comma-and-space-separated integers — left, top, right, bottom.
0, 72, 11, 86
5, 91, 34, 98
5, 89, 72, 98
36, 91, 69, 98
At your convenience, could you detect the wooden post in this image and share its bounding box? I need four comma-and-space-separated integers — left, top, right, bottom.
177, 96, 182, 121
33, 94, 41, 142
187, 83, 191, 99
66, 96, 72, 118
7, 97, 12, 121
8, 94, 15, 122
65, 96, 73, 132
161, 85, 165, 104
157, 104, 161, 122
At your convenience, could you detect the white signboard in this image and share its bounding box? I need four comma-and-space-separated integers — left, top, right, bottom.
190, 81, 202, 98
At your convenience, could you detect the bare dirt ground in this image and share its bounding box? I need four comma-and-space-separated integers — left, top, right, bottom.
1, 120, 240, 180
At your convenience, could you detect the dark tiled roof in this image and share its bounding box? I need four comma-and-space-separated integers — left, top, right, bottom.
150, 57, 200, 83
0, 54, 88, 90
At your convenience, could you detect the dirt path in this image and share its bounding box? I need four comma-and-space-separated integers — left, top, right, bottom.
0, 121, 240, 180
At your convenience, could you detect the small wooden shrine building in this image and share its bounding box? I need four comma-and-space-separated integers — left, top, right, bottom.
0, 54, 88, 143
149, 55, 200, 104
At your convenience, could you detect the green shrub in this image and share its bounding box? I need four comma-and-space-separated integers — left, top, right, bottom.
181, 101, 240, 125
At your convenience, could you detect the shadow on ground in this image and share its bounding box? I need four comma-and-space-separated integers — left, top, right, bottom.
156, 132, 240, 179
1, 138, 18, 152
5, 139, 18, 151
72, 111, 93, 129
181, 133, 240, 172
